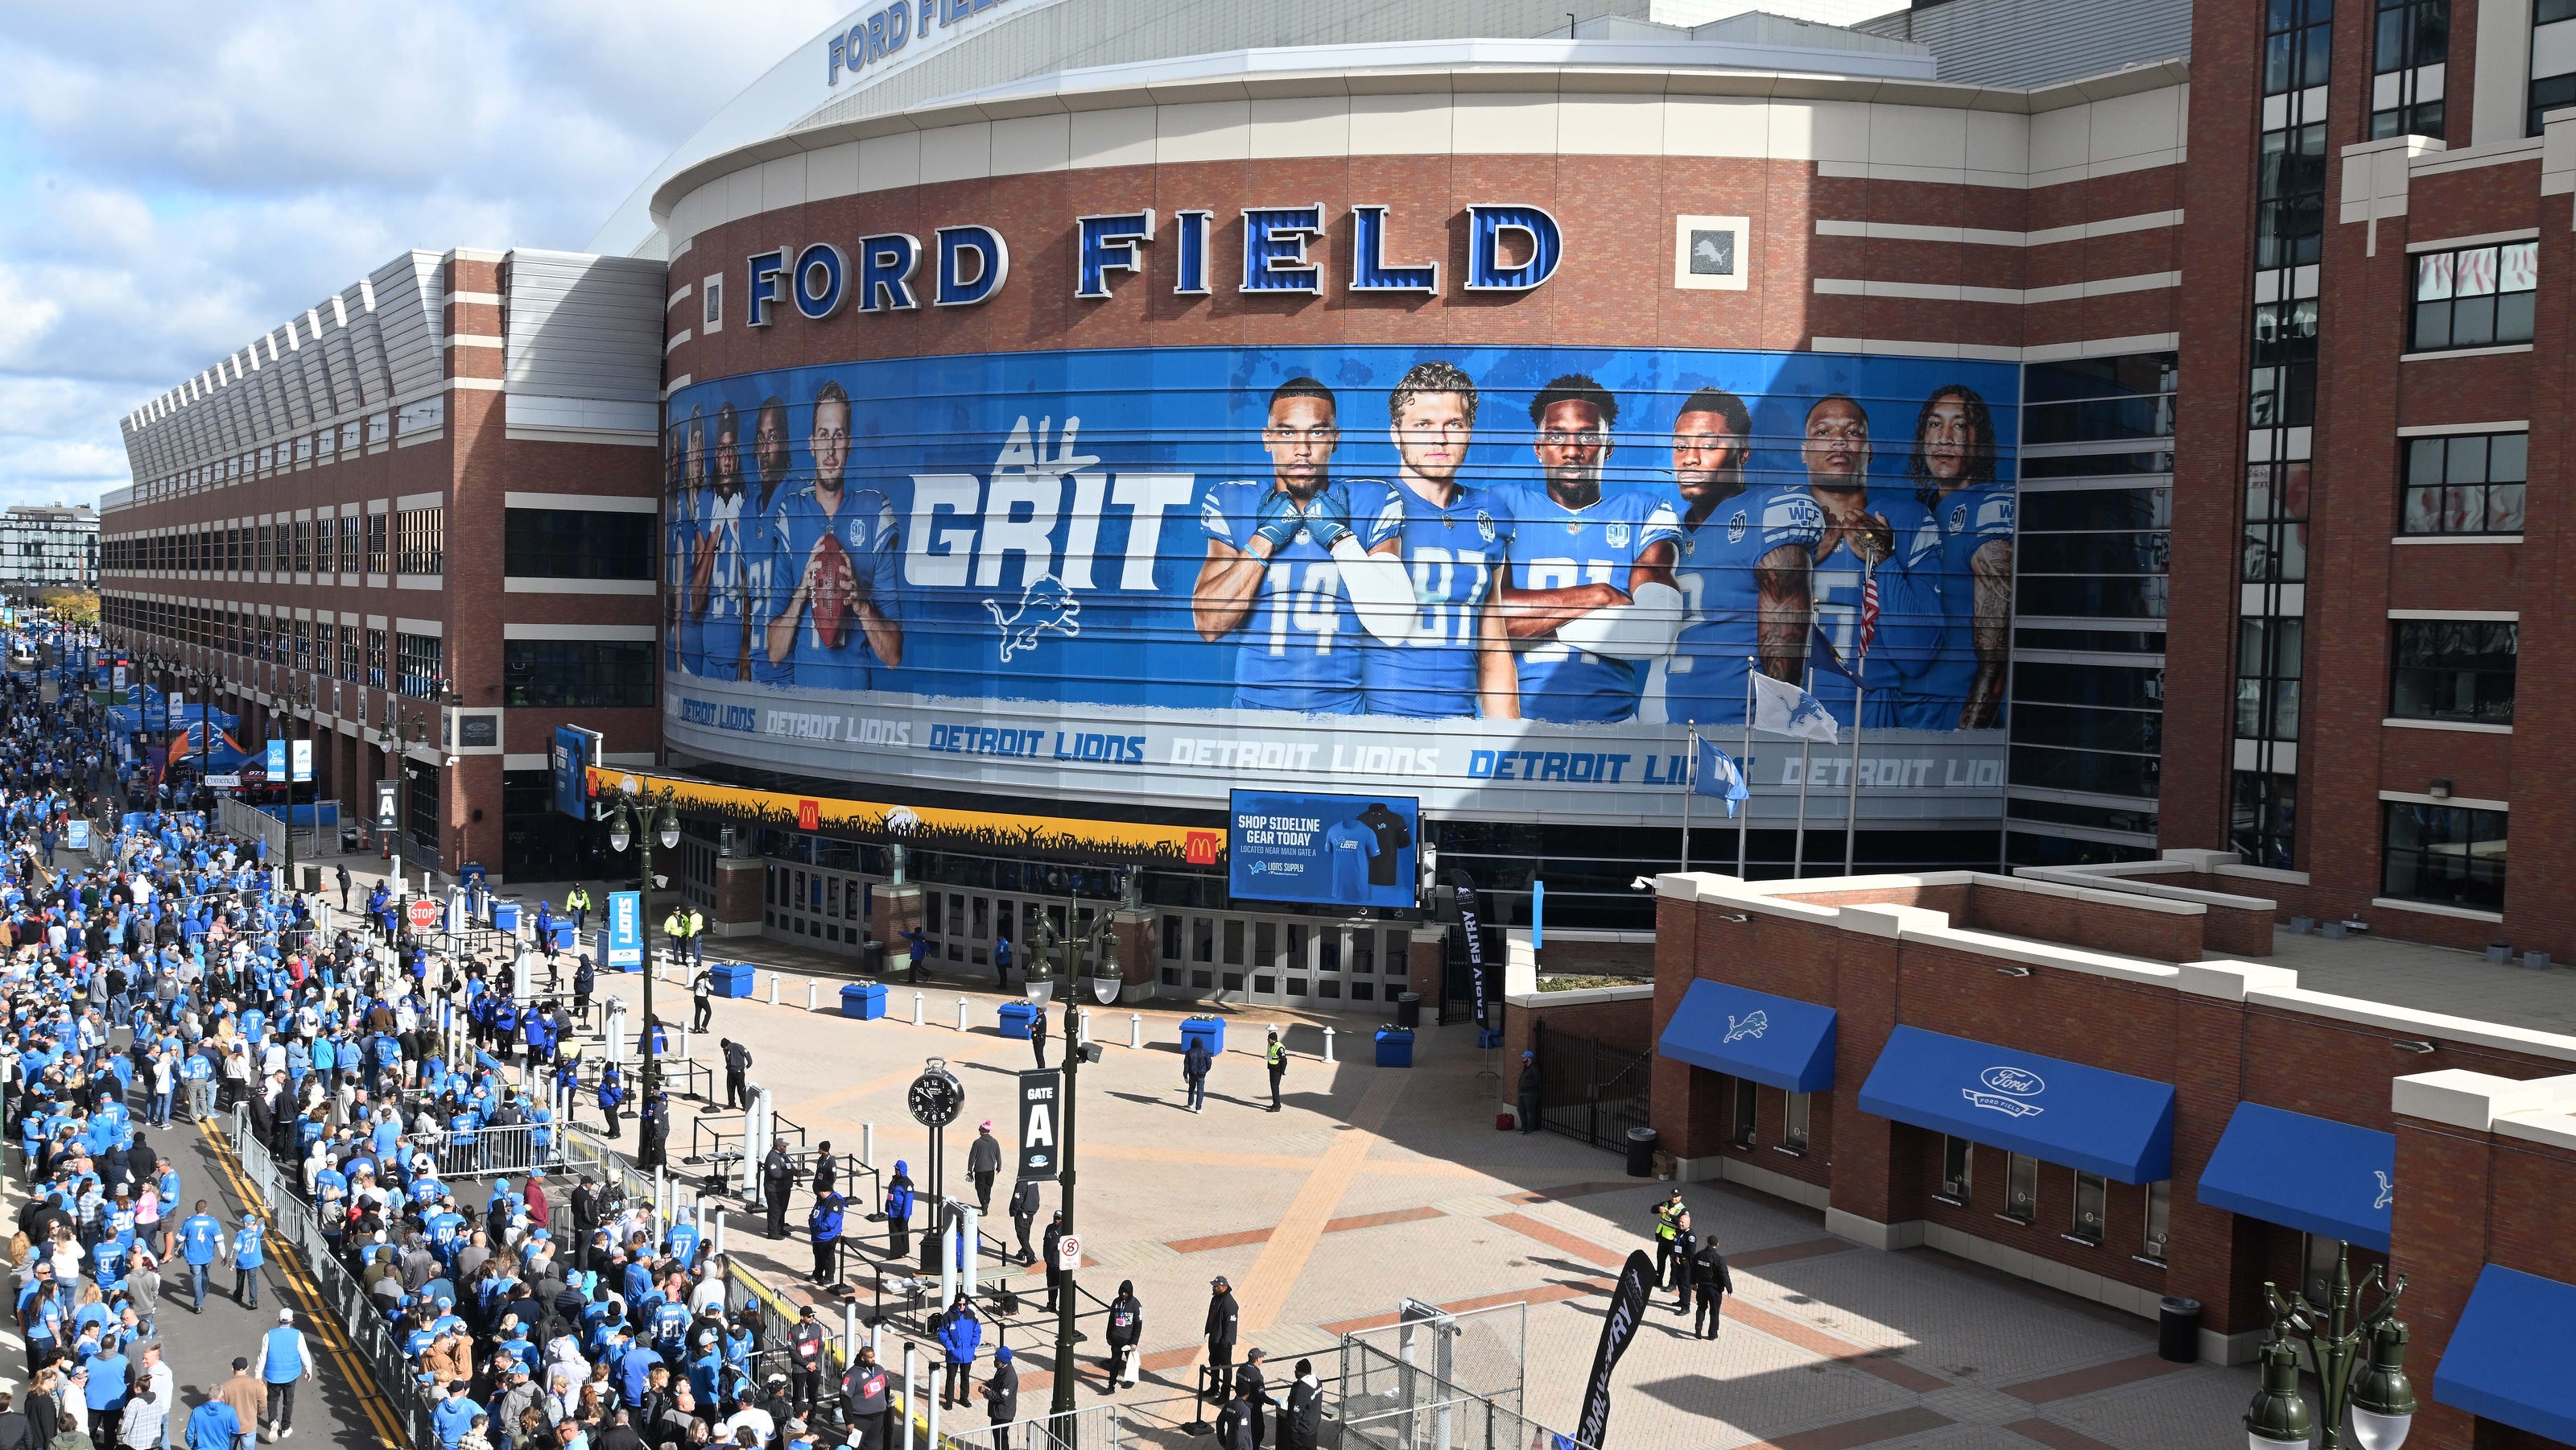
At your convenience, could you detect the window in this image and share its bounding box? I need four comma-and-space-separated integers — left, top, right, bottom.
2071, 1171, 2107, 1245
2372, 0, 2448, 138
396, 506, 444, 576
2256, 122, 2327, 273
1782, 1092, 1811, 1152
2142, 1180, 2171, 1262
2004, 1153, 2038, 1223
1940, 1136, 1974, 1200
2400, 432, 2525, 535
2233, 771, 2299, 870
340, 627, 361, 683
502, 640, 656, 708
2244, 461, 2310, 585
504, 509, 657, 580
340, 515, 361, 574
2383, 800, 2507, 911
315, 622, 335, 679
398, 630, 440, 696
2237, 618, 2303, 742
367, 629, 387, 689
2267, 0, 2334, 96
255, 525, 274, 573
2390, 618, 2516, 723
291, 519, 312, 574
2412, 242, 2537, 351
2250, 296, 2318, 426
316, 517, 337, 574
365, 513, 389, 575
1732, 1082, 1757, 1148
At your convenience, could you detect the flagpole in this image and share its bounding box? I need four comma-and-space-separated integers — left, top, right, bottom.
1738, 657, 1754, 880
1792, 666, 1813, 880
1682, 723, 1695, 876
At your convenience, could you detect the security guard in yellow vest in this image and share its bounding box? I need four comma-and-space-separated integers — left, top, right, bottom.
662, 907, 690, 969
1265, 1030, 1286, 1113
1651, 1187, 1687, 1288
566, 885, 592, 932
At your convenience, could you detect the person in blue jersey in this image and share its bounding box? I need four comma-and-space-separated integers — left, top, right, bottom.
670, 407, 708, 677
762, 381, 904, 691
1897, 385, 2014, 729
662, 414, 691, 679
1648, 388, 1821, 727
1796, 395, 1940, 730
1363, 361, 1519, 718
1492, 374, 1685, 723
687, 403, 751, 683
744, 395, 800, 690
1191, 378, 1418, 713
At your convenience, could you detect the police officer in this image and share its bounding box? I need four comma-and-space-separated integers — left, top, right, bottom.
1690, 1233, 1735, 1340
1041, 1212, 1068, 1313
762, 1141, 796, 1240
1517, 1050, 1542, 1134
1236, 1348, 1273, 1448
1203, 1276, 1240, 1402
1264, 1031, 1286, 1113
1650, 1187, 1686, 1289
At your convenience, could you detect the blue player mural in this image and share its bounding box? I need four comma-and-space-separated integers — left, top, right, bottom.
662, 345, 2016, 736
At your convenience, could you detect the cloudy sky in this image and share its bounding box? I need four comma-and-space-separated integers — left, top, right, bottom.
0, 1, 842, 511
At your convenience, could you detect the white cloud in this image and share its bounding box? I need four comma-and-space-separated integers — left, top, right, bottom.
0, 0, 840, 508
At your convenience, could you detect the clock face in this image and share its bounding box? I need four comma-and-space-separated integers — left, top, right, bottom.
907, 1070, 963, 1128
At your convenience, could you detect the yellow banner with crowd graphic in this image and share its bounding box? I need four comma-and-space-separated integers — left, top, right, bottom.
583, 766, 1224, 868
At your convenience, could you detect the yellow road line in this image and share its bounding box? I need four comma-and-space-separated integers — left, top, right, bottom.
197, 1120, 410, 1447
1231, 1072, 1411, 1336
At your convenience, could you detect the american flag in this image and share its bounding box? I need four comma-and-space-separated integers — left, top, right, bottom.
1856, 564, 1880, 661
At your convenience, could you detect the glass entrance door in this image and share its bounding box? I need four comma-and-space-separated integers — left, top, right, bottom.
1156, 911, 1403, 1012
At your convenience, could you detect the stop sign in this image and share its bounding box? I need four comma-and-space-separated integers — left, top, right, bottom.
407, 898, 443, 931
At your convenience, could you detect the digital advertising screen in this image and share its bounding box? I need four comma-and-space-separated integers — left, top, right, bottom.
1229, 789, 1420, 909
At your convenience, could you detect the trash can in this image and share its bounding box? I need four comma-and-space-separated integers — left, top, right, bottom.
1624, 1126, 1659, 1178
2157, 1296, 2202, 1363
1373, 1028, 1415, 1068
1396, 992, 1422, 1030
840, 982, 888, 1020
301, 865, 321, 894
861, 940, 886, 976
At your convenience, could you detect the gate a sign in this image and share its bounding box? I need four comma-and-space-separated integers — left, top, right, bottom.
797, 799, 821, 831
1018, 1068, 1061, 1179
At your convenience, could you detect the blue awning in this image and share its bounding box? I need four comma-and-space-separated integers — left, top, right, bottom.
2434, 1265, 2576, 1444
1857, 1026, 2174, 1183
2195, 1103, 2394, 1250
1658, 980, 1836, 1093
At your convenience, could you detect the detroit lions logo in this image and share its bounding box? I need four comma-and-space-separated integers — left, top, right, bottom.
2373, 1170, 2393, 1210
1724, 1010, 1769, 1043
983, 575, 1082, 663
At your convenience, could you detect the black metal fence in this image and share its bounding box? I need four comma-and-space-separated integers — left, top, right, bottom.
1531, 1022, 1653, 1152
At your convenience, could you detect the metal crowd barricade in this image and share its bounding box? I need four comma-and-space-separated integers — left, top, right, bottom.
411, 1119, 566, 1182
985, 1403, 1125, 1450
1331, 1333, 1573, 1450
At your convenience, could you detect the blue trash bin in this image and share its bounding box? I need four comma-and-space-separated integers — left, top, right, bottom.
1374, 1028, 1415, 1068
997, 1001, 1038, 1039
840, 982, 888, 1020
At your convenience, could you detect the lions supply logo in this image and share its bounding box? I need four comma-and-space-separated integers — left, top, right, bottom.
1727, 509, 1748, 544
1605, 522, 1631, 548
2373, 1170, 2394, 1210
1963, 1064, 2046, 1119
983, 576, 1082, 663
1724, 1010, 1769, 1043
1476, 510, 1496, 543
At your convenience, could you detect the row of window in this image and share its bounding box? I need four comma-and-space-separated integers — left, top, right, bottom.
107, 506, 658, 581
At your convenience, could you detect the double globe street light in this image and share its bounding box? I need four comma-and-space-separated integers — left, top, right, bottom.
2246, 1243, 2416, 1450
601, 787, 681, 1099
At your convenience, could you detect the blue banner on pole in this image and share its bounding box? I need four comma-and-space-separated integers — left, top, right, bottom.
551, 725, 597, 820
264, 739, 287, 779
604, 890, 644, 971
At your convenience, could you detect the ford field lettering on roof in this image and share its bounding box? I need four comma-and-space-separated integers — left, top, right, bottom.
1965, 1065, 2046, 1119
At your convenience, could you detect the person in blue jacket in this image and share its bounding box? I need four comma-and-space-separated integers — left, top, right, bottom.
176, 1199, 223, 1312
429, 1379, 483, 1450
885, 1161, 914, 1260
597, 1060, 624, 1139
807, 1190, 844, 1286
184, 1394, 242, 1450
257, 1307, 314, 1440
935, 1293, 981, 1409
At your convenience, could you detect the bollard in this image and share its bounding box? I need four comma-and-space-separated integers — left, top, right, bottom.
844, 1297, 863, 1370
901, 1342, 918, 1450
807, 981, 819, 1013
925, 1361, 941, 1450
1323, 1025, 1337, 1064
1129, 1014, 1143, 1050
768, 973, 779, 1006
678, 1027, 691, 1062
960, 1204, 980, 1299
912, 992, 924, 1027
956, 997, 968, 1032
1076, 1007, 1092, 1049
861, 1122, 874, 1171
710, 1206, 725, 1259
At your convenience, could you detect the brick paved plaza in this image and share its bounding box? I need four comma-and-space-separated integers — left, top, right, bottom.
605, 940, 2258, 1450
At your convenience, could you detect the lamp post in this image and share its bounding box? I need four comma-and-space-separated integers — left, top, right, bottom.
600, 782, 680, 1100
270, 680, 312, 899
378, 713, 429, 886
1049, 979, 1105, 1419
2246, 1244, 2416, 1450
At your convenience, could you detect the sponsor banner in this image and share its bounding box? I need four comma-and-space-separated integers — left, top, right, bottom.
1018, 1068, 1061, 1180
584, 765, 1219, 867
1453, 869, 1489, 1028
662, 344, 2017, 828
1228, 789, 1418, 910
1571, 1250, 1657, 1450
604, 889, 645, 970
663, 676, 2003, 827
552, 725, 599, 820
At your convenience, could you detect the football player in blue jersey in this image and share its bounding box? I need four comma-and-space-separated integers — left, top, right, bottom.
1898, 385, 2013, 728
687, 403, 750, 682
744, 395, 799, 689
1649, 388, 1820, 727
762, 382, 905, 691
1192, 378, 1421, 713
1492, 374, 1685, 723
1364, 361, 1519, 718
1797, 395, 1940, 730
664, 409, 701, 677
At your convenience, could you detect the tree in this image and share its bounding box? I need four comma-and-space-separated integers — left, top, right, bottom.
37, 588, 98, 628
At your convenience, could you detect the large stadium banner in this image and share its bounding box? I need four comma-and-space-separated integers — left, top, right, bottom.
662, 345, 2017, 828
